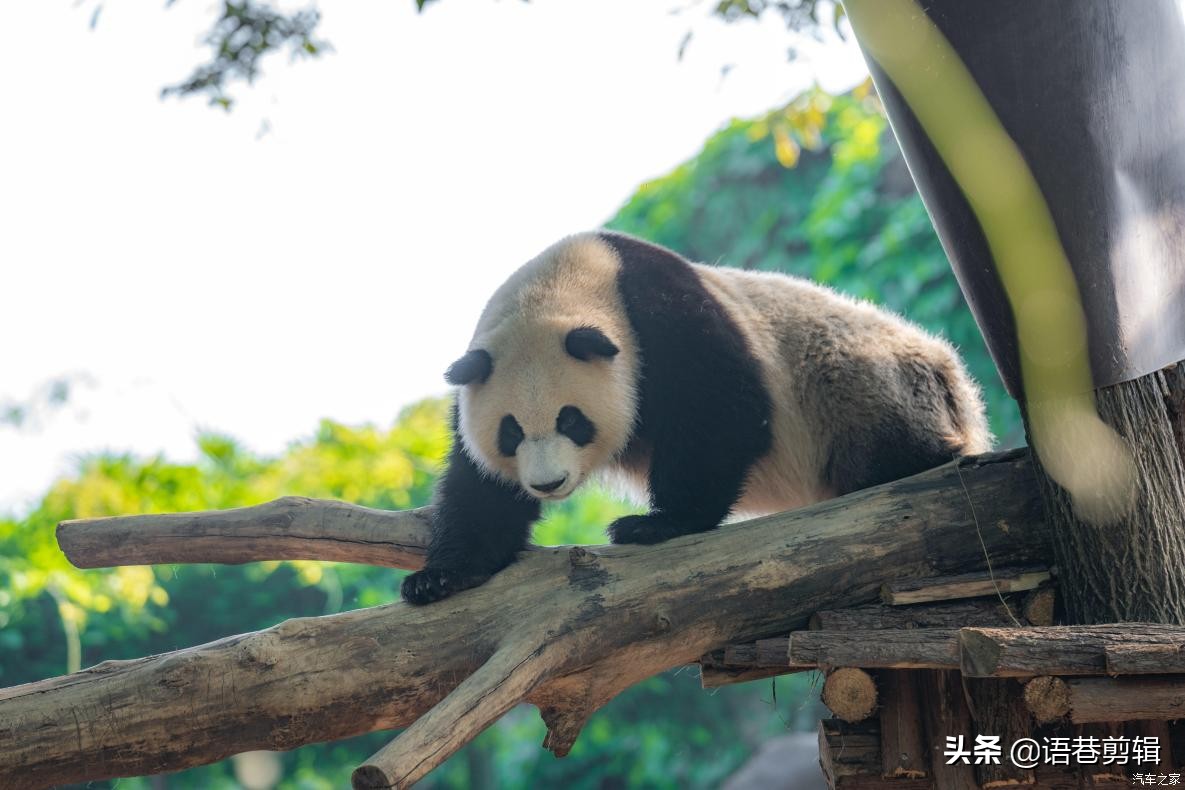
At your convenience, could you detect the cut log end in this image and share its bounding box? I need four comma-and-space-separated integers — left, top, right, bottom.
351, 764, 396, 790
1023, 676, 1070, 723
822, 667, 878, 722
1022, 587, 1056, 627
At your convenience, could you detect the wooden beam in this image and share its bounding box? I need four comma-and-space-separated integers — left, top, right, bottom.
1023, 674, 1185, 723
810, 596, 1027, 631
960, 624, 1185, 677
1065, 676, 1185, 723
790, 629, 960, 670
881, 567, 1049, 605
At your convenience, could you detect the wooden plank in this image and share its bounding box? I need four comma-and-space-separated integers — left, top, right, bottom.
697, 648, 808, 688
698, 663, 791, 688
791, 629, 959, 670
811, 596, 1026, 631
881, 567, 1050, 605
818, 718, 934, 790
960, 624, 1185, 677
878, 671, 927, 780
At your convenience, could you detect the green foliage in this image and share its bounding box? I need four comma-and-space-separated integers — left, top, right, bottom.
607, 84, 1022, 445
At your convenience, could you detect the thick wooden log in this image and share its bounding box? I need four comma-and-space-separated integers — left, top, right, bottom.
56, 497, 433, 570
1105, 641, 1185, 674
0, 450, 1050, 788
810, 596, 1026, 631
877, 671, 927, 780
881, 567, 1049, 605
790, 629, 959, 670
959, 624, 1185, 677
1064, 676, 1185, 723
966, 678, 1035, 787
1023, 675, 1185, 723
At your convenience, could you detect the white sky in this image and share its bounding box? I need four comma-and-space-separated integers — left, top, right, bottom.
0, 0, 868, 514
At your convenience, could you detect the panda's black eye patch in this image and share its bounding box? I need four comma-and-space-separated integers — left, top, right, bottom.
498, 415, 524, 457
557, 405, 596, 446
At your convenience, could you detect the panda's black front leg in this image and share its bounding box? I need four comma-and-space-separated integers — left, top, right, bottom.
608, 433, 762, 546
402, 433, 540, 605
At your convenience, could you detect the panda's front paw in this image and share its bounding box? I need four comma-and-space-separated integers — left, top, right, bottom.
608, 513, 692, 545
401, 567, 491, 605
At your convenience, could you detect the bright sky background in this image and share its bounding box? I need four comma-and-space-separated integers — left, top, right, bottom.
0, 0, 869, 514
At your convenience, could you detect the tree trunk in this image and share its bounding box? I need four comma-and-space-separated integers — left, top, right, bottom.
0, 451, 1048, 789
1028, 362, 1185, 623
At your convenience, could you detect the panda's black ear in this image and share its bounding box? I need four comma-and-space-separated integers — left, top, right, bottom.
445, 349, 493, 385
565, 327, 619, 361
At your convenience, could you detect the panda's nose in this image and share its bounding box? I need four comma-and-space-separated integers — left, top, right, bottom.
530, 476, 567, 494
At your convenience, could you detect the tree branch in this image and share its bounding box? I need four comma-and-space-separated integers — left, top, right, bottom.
56, 496, 432, 569
4, 450, 1048, 788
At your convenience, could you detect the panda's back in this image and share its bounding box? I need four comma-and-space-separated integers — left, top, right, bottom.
694, 263, 992, 507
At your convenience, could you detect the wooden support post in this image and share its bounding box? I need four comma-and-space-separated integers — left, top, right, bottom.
966, 678, 1035, 787
877, 671, 927, 780
918, 670, 978, 790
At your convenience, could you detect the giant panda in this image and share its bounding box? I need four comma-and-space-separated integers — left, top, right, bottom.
401, 231, 991, 605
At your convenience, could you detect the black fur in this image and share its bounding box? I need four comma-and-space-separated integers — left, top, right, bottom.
821, 356, 962, 496
557, 405, 596, 446
600, 232, 773, 545
565, 327, 619, 360
444, 349, 492, 386
497, 415, 524, 457
401, 404, 540, 605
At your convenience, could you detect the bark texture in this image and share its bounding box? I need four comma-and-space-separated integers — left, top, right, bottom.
0, 451, 1048, 788
1029, 363, 1185, 623
57, 497, 433, 569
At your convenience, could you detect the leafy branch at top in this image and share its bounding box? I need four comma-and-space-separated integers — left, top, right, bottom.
161, 1, 329, 110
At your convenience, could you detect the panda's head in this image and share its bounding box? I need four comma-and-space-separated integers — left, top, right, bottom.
447, 322, 637, 501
